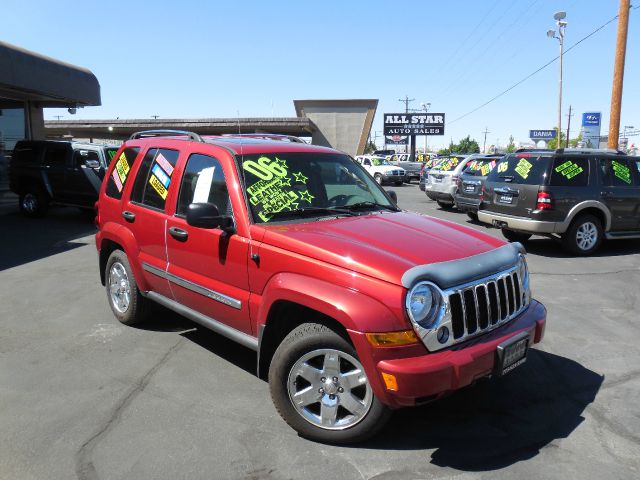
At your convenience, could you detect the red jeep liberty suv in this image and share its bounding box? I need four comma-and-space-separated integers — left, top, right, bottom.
95, 130, 547, 443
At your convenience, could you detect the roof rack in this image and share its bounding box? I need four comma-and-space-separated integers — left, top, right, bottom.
220, 133, 306, 143
129, 130, 204, 142
555, 147, 626, 155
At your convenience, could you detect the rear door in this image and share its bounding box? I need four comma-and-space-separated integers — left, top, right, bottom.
165, 149, 251, 334
124, 147, 181, 299
42, 144, 70, 201
484, 153, 552, 216
598, 157, 640, 231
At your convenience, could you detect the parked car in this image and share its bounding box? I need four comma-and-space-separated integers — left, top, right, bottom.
389, 153, 422, 183
418, 157, 442, 191
96, 130, 546, 443
478, 148, 640, 255
425, 153, 482, 207
454, 155, 503, 219
9, 140, 119, 217
354, 155, 405, 185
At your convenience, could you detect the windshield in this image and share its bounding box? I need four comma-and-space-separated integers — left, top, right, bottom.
464, 158, 499, 177
105, 148, 119, 164
371, 157, 390, 166
240, 152, 396, 223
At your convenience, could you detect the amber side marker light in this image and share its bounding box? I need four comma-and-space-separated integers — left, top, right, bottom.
366, 330, 419, 347
381, 372, 399, 391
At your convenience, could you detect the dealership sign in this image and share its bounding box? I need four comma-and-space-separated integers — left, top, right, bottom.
384, 113, 445, 135
529, 130, 557, 141
582, 112, 602, 148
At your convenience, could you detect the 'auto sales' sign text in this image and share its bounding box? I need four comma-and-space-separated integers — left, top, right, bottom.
384, 113, 445, 135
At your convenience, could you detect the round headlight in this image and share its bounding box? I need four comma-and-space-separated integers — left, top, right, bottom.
407, 282, 442, 329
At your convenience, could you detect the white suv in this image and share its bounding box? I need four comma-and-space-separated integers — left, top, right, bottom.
354, 155, 405, 185
425, 154, 485, 207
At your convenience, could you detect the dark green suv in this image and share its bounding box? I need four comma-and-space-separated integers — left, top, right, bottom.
478, 149, 640, 255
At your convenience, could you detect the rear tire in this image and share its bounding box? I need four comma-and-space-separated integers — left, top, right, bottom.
105, 250, 149, 326
561, 214, 603, 256
502, 229, 532, 243
394, 181, 403, 186
436, 200, 451, 209
467, 211, 478, 221
269, 323, 391, 444
19, 188, 49, 218
374, 174, 383, 185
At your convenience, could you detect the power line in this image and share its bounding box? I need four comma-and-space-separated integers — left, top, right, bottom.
447, 13, 622, 126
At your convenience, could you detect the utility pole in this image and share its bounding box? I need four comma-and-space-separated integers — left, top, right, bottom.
566, 105, 573, 148
151, 115, 159, 119
482, 127, 490, 153
608, 0, 631, 150
53, 115, 63, 120
398, 95, 415, 113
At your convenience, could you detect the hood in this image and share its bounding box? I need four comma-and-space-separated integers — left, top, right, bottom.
260, 211, 505, 286
376, 165, 405, 173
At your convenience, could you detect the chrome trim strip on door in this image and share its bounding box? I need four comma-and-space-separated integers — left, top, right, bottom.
142, 262, 242, 310
145, 291, 257, 351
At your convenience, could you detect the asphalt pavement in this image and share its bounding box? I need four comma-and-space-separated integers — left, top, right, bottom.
1, 184, 639, 480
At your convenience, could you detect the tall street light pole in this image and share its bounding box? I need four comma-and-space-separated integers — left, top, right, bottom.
548, 11, 567, 146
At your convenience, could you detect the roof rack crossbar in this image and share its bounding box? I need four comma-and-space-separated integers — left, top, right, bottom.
129, 130, 204, 142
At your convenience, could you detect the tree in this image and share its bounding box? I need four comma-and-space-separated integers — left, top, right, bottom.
547, 128, 568, 149
364, 139, 377, 154
506, 135, 516, 153
570, 130, 583, 148
453, 135, 480, 154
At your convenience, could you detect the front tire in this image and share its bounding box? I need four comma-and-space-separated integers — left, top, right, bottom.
105, 250, 149, 326
374, 174, 383, 185
269, 323, 391, 444
467, 211, 478, 221
502, 229, 532, 243
562, 214, 603, 255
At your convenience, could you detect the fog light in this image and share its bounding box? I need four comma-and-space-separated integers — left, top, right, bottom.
381, 372, 398, 391
437, 326, 449, 344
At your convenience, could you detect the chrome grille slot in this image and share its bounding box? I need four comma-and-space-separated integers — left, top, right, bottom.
445, 265, 529, 348
450, 293, 464, 339
476, 285, 489, 329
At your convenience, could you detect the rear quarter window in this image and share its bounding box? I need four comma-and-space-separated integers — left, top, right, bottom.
549, 157, 589, 186
105, 148, 140, 199
488, 154, 552, 185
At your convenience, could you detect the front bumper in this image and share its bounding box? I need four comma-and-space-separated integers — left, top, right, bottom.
383, 174, 405, 182
351, 299, 546, 408
478, 211, 562, 233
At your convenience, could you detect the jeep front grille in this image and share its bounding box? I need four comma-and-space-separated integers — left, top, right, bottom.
448, 270, 523, 341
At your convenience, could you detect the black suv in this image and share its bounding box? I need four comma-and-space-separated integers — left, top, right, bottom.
454, 154, 503, 219
478, 149, 640, 255
9, 140, 119, 217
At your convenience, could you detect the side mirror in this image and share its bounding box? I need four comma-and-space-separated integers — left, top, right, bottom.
85, 159, 100, 169
186, 202, 235, 233
386, 190, 398, 204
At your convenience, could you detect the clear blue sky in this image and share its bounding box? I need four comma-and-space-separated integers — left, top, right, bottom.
3, 0, 638, 149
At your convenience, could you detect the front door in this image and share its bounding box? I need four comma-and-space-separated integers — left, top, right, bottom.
68, 149, 104, 206
166, 152, 251, 334
598, 157, 640, 231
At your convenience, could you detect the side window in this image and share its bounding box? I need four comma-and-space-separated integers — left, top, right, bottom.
549, 157, 589, 187
72, 150, 99, 167
600, 158, 635, 187
43, 147, 68, 167
105, 147, 140, 199
130, 148, 179, 210
363, 159, 371, 166
105, 148, 119, 165
176, 154, 231, 217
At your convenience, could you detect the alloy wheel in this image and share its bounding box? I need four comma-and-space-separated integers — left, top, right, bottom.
109, 262, 131, 313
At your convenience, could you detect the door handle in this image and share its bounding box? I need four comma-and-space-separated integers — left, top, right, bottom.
600, 191, 611, 198
169, 226, 189, 241
122, 211, 136, 222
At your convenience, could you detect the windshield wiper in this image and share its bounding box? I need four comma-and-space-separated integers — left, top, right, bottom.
341, 201, 400, 212
264, 206, 356, 220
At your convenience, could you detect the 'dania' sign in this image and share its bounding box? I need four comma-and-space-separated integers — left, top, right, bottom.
529, 130, 557, 140
384, 113, 445, 135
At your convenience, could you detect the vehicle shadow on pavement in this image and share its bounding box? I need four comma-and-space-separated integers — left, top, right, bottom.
361, 350, 603, 471
0, 209, 96, 271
